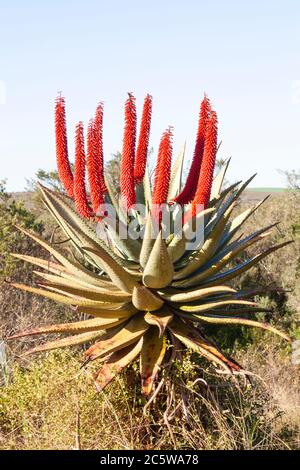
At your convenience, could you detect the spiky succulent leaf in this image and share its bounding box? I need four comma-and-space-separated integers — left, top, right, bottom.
168, 143, 186, 200
185, 314, 291, 341
142, 231, 174, 288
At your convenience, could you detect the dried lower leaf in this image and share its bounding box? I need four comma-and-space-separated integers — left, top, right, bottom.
94, 339, 143, 392
144, 308, 173, 337
140, 327, 167, 395
168, 316, 242, 373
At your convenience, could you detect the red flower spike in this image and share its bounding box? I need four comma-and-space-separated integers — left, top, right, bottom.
172, 95, 211, 205
87, 119, 105, 213
152, 128, 173, 207
55, 96, 74, 197
191, 110, 218, 215
94, 103, 107, 194
74, 122, 93, 219
134, 94, 152, 183
120, 93, 137, 210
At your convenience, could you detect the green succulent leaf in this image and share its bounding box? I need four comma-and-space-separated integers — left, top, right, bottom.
14, 226, 109, 288
78, 303, 137, 318
174, 202, 235, 280
168, 143, 186, 200
9, 317, 126, 339
143, 164, 153, 212
36, 282, 132, 303
174, 226, 273, 287
143, 231, 174, 288
104, 217, 141, 262
199, 241, 293, 288
177, 299, 256, 313
160, 285, 236, 303
12, 253, 115, 290
11, 283, 126, 309
167, 232, 187, 263
84, 313, 149, 362
132, 286, 164, 311
218, 196, 270, 251
82, 246, 138, 293
139, 214, 156, 268
185, 314, 291, 342
22, 331, 103, 356
33, 270, 118, 292
210, 158, 231, 200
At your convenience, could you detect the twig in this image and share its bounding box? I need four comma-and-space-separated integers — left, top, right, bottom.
74, 404, 81, 450
143, 378, 165, 415
163, 382, 177, 449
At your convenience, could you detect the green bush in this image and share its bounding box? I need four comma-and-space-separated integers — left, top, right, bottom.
0, 181, 43, 278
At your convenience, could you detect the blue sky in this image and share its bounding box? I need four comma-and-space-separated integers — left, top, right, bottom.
0, 0, 299, 191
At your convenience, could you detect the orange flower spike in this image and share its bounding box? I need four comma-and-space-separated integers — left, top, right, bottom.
191, 110, 218, 215
134, 94, 152, 183
87, 119, 105, 213
120, 93, 137, 209
74, 122, 93, 219
94, 103, 107, 194
172, 95, 211, 205
152, 128, 173, 206
55, 96, 74, 197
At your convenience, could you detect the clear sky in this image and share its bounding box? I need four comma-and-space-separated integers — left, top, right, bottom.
0, 0, 299, 191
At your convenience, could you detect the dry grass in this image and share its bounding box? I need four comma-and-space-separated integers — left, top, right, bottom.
0, 338, 299, 450
238, 342, 300, 443
236, 189, 300, 318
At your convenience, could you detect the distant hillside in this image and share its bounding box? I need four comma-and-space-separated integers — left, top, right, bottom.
9, 187, 286, 211
241, 187, 285, 203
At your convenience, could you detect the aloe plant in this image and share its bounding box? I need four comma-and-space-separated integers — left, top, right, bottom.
9, 93, 291, 395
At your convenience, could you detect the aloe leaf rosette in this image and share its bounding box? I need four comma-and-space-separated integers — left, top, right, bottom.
9, 93, 292, 395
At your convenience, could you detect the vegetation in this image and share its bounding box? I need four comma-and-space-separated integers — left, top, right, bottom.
7, 94, 292, 396
0, 93, 299, 450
